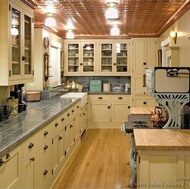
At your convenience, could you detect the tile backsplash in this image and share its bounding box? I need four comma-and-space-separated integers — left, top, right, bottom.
66, 76, 131, 91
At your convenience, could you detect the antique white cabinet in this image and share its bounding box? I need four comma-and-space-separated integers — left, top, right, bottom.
89, 94, 131, 128
0, 0, 34, 86
64, 39, 130, 76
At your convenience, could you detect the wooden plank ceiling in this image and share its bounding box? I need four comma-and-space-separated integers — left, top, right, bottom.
26, 0, 190, 39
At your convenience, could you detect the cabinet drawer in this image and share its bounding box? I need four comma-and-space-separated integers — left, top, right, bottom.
91, 95, 111, 101
112, 95, 130, 102
22, 132, 40, 158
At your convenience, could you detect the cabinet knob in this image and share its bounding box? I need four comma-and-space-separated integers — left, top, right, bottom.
67, 113, 70, 117
128, 106, 131, 109
143, 101, 147, 105
44, 131, 48, 136
108, 106, 111, 109
59, 136, 63, 140
30, 157, 35, 161
28, 142, 34, 149
77, 106, 80, 108
55, 122, 59, 127
44, 145, 48, 150
143, 62, 146, 65
80, 63, 83, 66
65, 126, 67, 131
43, 170, 48, 175
72, 110, 74, 113
61, 117, 65, 122
70, 124, 73, 128
0, 154, 10, 166
22, 56, 26, 61
113, 63, 116, 66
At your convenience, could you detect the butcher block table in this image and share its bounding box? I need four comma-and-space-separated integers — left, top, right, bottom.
134, 129, 190, 189
130, 107, 154, 115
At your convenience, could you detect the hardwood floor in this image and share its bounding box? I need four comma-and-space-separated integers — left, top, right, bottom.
53, 129, 130, 189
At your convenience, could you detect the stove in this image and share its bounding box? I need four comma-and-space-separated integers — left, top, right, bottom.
121, 114, 152, 134
121, 114, 152, 188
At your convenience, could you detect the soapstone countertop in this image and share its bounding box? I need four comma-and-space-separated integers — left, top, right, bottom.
0, 95, 80, 157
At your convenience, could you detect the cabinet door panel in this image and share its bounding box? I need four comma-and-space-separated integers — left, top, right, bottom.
112, 103, 129, 123
0, 147, 21, 189
91, 103, 110, 123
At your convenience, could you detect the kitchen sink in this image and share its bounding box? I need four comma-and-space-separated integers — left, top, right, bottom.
60, 92, 88, 108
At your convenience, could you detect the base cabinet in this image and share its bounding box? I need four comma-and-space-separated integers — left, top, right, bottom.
0, 146, 22, 189
137, 151, 190, 189
89, 95, 131, 128
0, 101, 82, 189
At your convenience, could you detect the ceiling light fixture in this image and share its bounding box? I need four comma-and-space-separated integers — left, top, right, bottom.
106, 0, 119, 7
111, 26, 120, 35
66, 30, 74, 39
45, 16, 56, 27
105, 7, 119, 19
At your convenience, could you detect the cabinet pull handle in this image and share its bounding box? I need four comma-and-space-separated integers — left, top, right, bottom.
30, 157, 35, 161
55, 122, 59, 127
72, 110, 74, 113
70, 124, 73, 128
44, 145, 48, 150
77, 105, 80, 108
118, 97, 123, 100
43, 170, 48, 175
65, 126, 67, 131
67, 113, 70, 117
59, 136, 63, 140
98, 97, 103, 100
61, 117, 65, 122
0, 154, 10, 166
44, 131, 48, 136
28, 142, 34, 149
143, 74, 146, 87
22, 56, 26, 61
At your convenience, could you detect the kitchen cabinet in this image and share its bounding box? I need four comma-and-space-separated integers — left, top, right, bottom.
132, 94, 156, 107
64, 41, 97, 76
135, 129, 190, 189
64, 39, 130, 76
0, 145, 22, 189
131, 39, 158, 74
99, 41, 130, 75
0, 0, 34, 85
80, 104, 88, 136
89, 94, 131, 128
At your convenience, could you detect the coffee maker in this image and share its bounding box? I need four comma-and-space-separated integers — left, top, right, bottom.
10, 84, 27, 112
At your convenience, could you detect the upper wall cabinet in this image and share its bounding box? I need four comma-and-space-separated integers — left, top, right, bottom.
131, 39, 158, 74
0, 0, 34, 86
64, 41, 98, 76
99, 41, 130, 76
64, 40, 131, 76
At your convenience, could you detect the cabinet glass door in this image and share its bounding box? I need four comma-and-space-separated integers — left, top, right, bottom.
115, 43, 128, 72
11, 7, 21, 76
101, 43, 112, 73
67, 43, 79, 73
82, 43, 94, 72
24, 14, 32, 75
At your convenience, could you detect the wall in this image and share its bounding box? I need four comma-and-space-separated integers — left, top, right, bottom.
25, 28, 64, 91
159, 9, 190, 67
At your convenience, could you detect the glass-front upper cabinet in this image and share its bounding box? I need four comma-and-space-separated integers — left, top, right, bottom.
65, 41, 97, 76
67, 43, 80, 74
100, 41, 129, 75
82, 43, 95, 73
115, 43, 128, 73
100, 43, 113, 73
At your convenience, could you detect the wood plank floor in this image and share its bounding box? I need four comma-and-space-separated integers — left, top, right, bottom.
53, 129, 130, 189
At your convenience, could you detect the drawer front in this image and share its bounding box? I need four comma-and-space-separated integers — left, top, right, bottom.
22, 132, 40, 157
91, 95, 111, 101
112, 95, 130, 102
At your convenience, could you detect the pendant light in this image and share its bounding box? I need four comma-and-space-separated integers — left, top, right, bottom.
66, 30, 74, 39
111, 26, 120, 35
45, 16, 56, 27
105, 7, 118, 19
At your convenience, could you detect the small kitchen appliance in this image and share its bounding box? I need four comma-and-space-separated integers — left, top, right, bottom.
90, 80, 102, 92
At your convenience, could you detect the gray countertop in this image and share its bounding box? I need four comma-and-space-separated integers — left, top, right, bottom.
0, 91, 131, 157
0, 95, 80, 157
